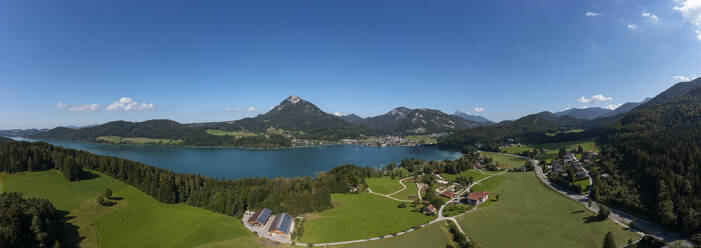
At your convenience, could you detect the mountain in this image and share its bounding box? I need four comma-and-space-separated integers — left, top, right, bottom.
339, 114, 364, 125
453, 111, 492, 123
555, 107, 611, 120
357, 107, 480, 134
599, 100, 646, 118
641, 77, 701, 107
218, 95, 368, 139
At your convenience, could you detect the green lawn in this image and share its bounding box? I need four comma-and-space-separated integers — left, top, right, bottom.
366, 177, 404, 195
441, 169, 489, 182
2, 170, 128, 210
2, 170, 259, 248
483, 152, 526, 169
457, 172, 639, 248
301, 193, 434, 244
390, 178, 420, 201
337, 223, 455, 248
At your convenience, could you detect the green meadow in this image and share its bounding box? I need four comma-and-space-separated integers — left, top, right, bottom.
96, 136, 183, 145
482, 152, 526, 169
390, 178, 421, 201
1, 170, 260, 248
300, 193, 433, 244
366, 177, 404, 195
458, 172, 639, 248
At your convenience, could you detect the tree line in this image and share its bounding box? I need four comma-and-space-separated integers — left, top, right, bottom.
0, 192, 61, 248
591, 88, 701, 237
0, 137, 376, 217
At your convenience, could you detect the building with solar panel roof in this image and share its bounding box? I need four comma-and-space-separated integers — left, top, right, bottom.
267, 213, 294, 235
247, 208, 272, 227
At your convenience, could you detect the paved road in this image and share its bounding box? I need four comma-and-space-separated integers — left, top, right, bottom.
489, 151, 694, 247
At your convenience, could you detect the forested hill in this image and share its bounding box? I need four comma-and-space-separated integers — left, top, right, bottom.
592, 85, 701, 236
437, 112, 603, 151
28, 119, 292, 148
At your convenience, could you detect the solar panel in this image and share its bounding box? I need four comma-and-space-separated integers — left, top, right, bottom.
268, 213, 293, 234
257, 208, 272, 224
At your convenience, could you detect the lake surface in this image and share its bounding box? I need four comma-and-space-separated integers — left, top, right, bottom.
11, 138, 462, 179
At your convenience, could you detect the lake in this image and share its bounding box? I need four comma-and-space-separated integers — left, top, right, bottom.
11, 138, 462, 179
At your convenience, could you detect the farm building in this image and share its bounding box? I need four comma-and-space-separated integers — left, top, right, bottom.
248, 208, 272, 226
268, 213, 294, 235
466, 191, 489, 205
440, 191, 455, 198
422, 204, 437, 215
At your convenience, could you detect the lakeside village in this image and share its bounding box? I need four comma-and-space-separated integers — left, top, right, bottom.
292, 133, 446, 147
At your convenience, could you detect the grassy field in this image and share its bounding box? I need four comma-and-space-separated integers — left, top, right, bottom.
2, 170, 128, 210
94, 187, 253, 248
337, 222, 455, 248
483, 152, 526, 169
470, 174, 506, 192
205, 129, 259, 138
366, 177, 404, 195
457, 172, 639, 248
441, 169, 489, 182
501, 139, 599, 162
1, 170, 260, 248
390, 178, 420, 201
300, 193, 433, 244
96, 136, 183, 145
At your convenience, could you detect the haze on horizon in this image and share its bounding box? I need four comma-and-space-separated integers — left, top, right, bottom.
1, 0, 700, 129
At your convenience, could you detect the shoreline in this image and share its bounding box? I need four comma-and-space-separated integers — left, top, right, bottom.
9, 137, 443, 151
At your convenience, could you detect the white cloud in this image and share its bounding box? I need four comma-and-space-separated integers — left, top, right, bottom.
674, 0, 701, 40
247, 106, 255, 112
333, 112, 342, 116
68, 104, 100, 112
592, 94, 613, 102
627, 24, 639, 30
674, 75, 691, 81
473, 107, 484, 113
57, 102, 66, 109
585, 11, 601, 17
642, 11, 659, 23
576, 97, 592, 103
106, 97, 154, 111
577, 94, 613, 104
604, 104, 623, 110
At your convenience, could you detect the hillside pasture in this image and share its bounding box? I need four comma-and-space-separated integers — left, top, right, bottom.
457, 172, 639, 248
300, 193, 433, 244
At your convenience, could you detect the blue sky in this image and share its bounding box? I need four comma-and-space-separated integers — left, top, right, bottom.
1, 0, 700, 129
